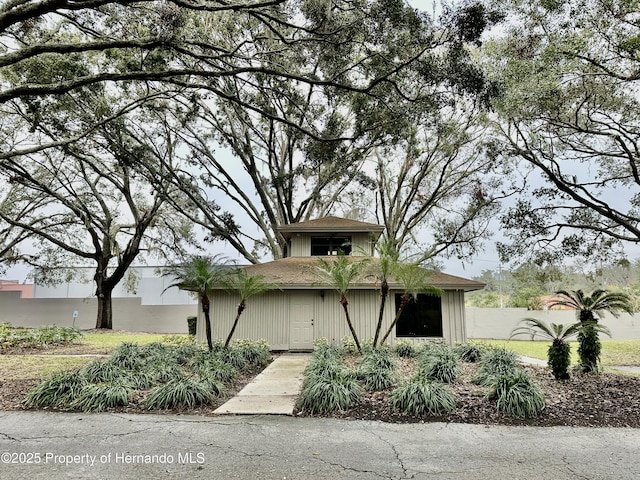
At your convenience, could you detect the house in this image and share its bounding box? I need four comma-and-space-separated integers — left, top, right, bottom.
196, 216, 484, 350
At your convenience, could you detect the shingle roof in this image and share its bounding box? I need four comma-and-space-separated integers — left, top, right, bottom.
278, 216, 384, 239
235, 256, 484, 292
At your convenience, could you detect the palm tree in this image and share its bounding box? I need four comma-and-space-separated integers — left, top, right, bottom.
511, 318, 586, 379
369, 238, 400, 348
548, 289, 633, 373
315, 255, 369, 354
379, 264, 442, 346
164, 255, 229, 351
223, 269, 277, 348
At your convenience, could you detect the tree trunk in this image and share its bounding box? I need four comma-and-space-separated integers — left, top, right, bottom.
340, 295, 361, 353
95, 286, 113, 329
94, 268, 113, 329
224, 302, 246, 348
201, 294, 213, 351
380, 294, 410, 345
373, 280, 389, 348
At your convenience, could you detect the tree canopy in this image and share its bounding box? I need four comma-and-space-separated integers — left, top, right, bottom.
486, 0, 640, 264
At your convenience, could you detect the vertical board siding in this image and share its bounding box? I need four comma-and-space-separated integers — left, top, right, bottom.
351, 233, 373, 255
290, 234, 311, 256
196, 288, 468, 350
197, 292, 290, 350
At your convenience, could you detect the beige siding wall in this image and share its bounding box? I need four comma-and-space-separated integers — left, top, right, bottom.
351, 234, 374, 255
290, 234, 311, 256
196, 291, 290, 350
196, 289, 467, 349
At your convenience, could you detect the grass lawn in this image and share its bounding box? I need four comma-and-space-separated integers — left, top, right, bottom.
472, 339, 640, 367
0, 331, 190, 380
0, 356, 93, 381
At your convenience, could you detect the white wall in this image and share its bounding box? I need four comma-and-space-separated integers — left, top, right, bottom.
466, 308, 640, 340
0, 291, 196, 332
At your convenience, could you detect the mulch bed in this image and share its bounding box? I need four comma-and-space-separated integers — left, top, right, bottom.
296, 360, 640, 428
2, 347, 640, 426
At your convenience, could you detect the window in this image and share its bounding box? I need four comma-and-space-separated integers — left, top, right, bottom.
395, 294, 443, 337
310, 236, 352, 256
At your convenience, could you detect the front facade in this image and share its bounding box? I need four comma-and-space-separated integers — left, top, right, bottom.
196, 216, 483, 350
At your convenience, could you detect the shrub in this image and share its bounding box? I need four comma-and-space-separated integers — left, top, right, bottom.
304, 355, 345, 385
455, 343, 486, 363
231, 339, 271, 368
70, 382, 133, 412
23, 371, 87, 408
357, 349, 396, 391
110, 342, 144, 369
143, 379, 216, 409
420, 347, 460, 384
472, 348, 519, 386
147, 361, 184, 383
297, 374, 363, 414
487, 370, 545, 419
216, 348, 249, 372
394, 340, 417, 358
0, 324, 82, 349
198, 356, 238, 383
391, 375, 457, 416
81, 360, 128, 383
313, 338, 343, 357
341, 336, 359, 355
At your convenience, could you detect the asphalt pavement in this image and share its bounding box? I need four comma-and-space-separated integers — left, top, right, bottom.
1, 411, 638, 479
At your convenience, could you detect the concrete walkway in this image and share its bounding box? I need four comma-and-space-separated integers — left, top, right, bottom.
214, 353, 310, 415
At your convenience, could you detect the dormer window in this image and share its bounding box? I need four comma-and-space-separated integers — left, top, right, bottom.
310, 236, 352, 256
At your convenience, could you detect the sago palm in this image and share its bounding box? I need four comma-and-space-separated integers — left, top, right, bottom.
164, 255, 229, 351
223, 269, 277, 348
511, 318, 581, 379
548, 289, 632, 373
315, 255, 369, 354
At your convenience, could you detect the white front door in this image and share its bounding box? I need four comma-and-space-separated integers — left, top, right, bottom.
290, 293, 315, 350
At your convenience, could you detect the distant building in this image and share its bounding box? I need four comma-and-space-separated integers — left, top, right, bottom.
32, 266, 195, 305
0, 280, 34, 298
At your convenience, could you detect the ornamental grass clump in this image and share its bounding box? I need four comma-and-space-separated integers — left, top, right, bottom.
197, 356, 238, 383
357, 349, 396, 391
472, 347, 519, 386
81, 360, 128, 383
394, 340, 417, 358
110, 342, 145, 370
391, 375, 457, 416
420, 347, 460, 384
297, 373, 363, 414
23, 371, 88, 408
487, 370, 545, 419
231, 339, 271, 369
70, 381, 133, 412
454, 343, 486, 363
143, 378, 216, 410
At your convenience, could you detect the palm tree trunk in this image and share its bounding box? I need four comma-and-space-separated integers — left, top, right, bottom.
340, 295, 361, 353
224, 302, 245, 348
373, 280, 389, 348
201, 293, 213, 352
380, 294, 410, 345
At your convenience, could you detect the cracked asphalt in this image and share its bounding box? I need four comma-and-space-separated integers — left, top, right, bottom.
1, 412, 638, 479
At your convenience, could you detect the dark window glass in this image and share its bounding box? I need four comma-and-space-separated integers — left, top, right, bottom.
395, 293, 443, 337
310, 236, 352, 256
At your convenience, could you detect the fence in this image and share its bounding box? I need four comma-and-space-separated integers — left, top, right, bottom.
0, 291, 196, 333
466, 307, 640, 340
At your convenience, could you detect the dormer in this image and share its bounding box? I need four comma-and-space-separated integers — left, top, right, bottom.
278, 216, 385, 258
